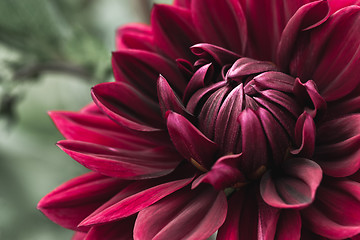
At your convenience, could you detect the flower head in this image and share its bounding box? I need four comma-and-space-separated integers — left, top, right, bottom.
38, 0, 360, 239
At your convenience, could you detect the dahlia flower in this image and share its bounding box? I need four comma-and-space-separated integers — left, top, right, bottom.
38, 0, 360, 239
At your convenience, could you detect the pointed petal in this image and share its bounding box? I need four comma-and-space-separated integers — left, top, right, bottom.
315, 114, 360, 177
80, 177, 192, 226
238, 109, 268, 174
260, 158, 322, 208
116, 23, 155, 52
92, 82, 163, 130
275, 210, 302, 240
293, 79, 327, 119
86, 216, 136, 240
291, 112, 316, 158
257, 107, 290, 165
182, 63, 213, 104
217, 187, 258, 240
190, 43, 240, 66
198, 86, 231, 140
151, 4, 199, 61
257, 200, 280, 240
57, 140, 182, 179
302, 179, 360, 239
192, 154, 245, 190
38, 172, 128, 231
227, 58, 277, 81
166, 111, 219, 170
112, 49, 187, 98
134, 185, 227, 240
285, 5, 360, 101
240, 0, 317, 60
214, 84, 244, 154
174, 0, 191, 9
277, 0, 330, 71
253, 71, 295, 93
72, 232, 87, 240
49, 111, 154, 150
192, 0, 247, 53
157, 75, 193, 119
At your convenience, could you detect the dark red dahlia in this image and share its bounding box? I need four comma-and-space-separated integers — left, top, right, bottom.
38, 0, 360, 239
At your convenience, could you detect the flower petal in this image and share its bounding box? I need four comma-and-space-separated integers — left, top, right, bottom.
275, 210, 302, 240
112, 49, 187, 98
302, 179, 360, 239
166, 111, 219, 170
80, 177, 193, 226
290, 112, 316, 158
277, 0, 330, 71
293, 79, 327, 119
86, 216, 136, 240
241, 0, 318, 61
182, 63, 213, 104
238, 108, 268, 174
72, 232, 87, 240
190, 43, 240, 66
253, 71, 295, 93
57, 140, 182, 179
217, 187, 258, 240
157, 75, 193, 120
134, 185, 227, 240
214, 84, 244, 154
315, 114, 360, 177
285, 5, 360, 101
260, 158, 322, 208
151, 4, 199, 61
192, 153, 245, 190
92, 81, 164, 130
192, 0, 247, 54
49, 111, 154, 150
116, 23, 155, 52
37, 172, 128, 231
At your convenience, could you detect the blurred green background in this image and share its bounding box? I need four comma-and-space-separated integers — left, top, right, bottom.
0, 0, 171, 239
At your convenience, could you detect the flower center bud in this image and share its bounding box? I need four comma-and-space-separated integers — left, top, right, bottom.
186, 56, 304, 175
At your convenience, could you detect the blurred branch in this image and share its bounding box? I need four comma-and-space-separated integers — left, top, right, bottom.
13, 62, 93, 81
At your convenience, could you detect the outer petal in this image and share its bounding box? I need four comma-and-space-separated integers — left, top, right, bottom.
277, 0, 330, 71
49, 111, 154, 150
112, 49, 187, 98
192, 0, 247, 54
290, 112, 316, 158
217, 187, 258, 240
85, 216, 136, 240
79, 177, 193, 226
275, 210, 302, 240
240, 0, 316, 61
315, 114, 360, 177
284, 5, 360, 101
151, 4, 200, 61
260, 158, 322, 208
72, 232, 87, 240
190, 44, 240, 66
134, 185, 227, 240
166, 111, 219, 170
116, 24, 155, 52
157, 75, 193, 120
57, 140, 182, 179
302, 179, 360, 239
38, 172, 128, 231
92, 82, 163, 131
192, 153, 245, 190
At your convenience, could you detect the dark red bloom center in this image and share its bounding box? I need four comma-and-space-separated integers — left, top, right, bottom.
178, 44, 323, 181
